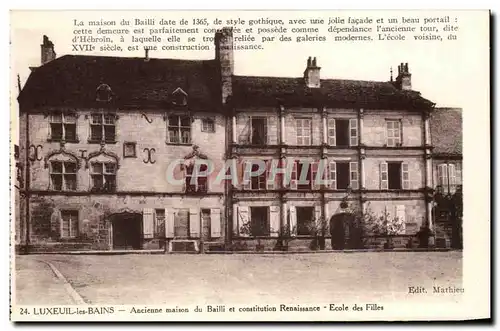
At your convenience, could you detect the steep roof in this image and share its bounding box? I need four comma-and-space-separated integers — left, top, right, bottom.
19, 54, 435, 112
232, 76, 435, 110
430, 107, 462, 156
18, 55, 221, 111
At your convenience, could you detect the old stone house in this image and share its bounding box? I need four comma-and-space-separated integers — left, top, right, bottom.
430, 108, 463, 248
17, 35, 227, 251
16, 29, 456, 252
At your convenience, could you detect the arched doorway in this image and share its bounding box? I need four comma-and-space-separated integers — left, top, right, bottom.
329, 212, 362, 250
110, 211, 142, 250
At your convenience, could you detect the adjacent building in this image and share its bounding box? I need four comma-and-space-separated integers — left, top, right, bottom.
16, 29, 461, 252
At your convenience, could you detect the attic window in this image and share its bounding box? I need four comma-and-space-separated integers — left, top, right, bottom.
172, 87, 188, 106
96, 84, 112, 102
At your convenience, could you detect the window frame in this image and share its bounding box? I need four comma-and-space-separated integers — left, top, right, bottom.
167, 115, 192, 145
249, 206, 270, 237
60, 210, 79, 239
201, 118, 216, 133
90, 161, 117, 192
296, 118, 312, 146
89, 113, 117, 143
50, 160, 77, 191
185, 163, 209, 193
49, 113, 78, 142
123, 142, 137, 158
386, 119, 402, 147
250, 116, 268, 145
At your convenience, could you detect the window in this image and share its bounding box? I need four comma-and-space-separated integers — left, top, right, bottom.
201, 118, 215, 133
168, 115, 191, 144
296, 161, 312, 190
174, 208, 190, 238
336, 162, 350, 190
155, 209, 165, 238
96, 84, 112, 102
61, 210, 79, 238
201, 209, 211, 238
251, 117, 267, 145
91, 162, 116, 192
380, 161, 409, 190
91, 113, 116, 142
296, 118, 312, 145
185, 164, 208, 193
50, 113, 77, 141
327, 118, 358, 147
123, 142, 136, 158
50, 161, 77, 191
296, 207, 314, 236
250, 206, 269, 237
250, 162, 267, 190
328, 161, 358, 190
386, 120, 402, 147
437, 163, 460, 194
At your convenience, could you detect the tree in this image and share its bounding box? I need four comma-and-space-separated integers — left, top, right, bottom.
364, 205, 405, 249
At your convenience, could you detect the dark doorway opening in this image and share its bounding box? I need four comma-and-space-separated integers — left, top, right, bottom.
112, 213, 142, 250
330, 212, 360, 250
296, 207, 314, 235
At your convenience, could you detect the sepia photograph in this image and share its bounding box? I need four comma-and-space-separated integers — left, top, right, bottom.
9, 10, 489, 321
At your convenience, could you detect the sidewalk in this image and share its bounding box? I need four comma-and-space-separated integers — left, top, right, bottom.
14, 256, 75, 305
20, 248, 457, 255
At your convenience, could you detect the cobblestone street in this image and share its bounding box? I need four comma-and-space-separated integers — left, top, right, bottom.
14, 252, 463, 306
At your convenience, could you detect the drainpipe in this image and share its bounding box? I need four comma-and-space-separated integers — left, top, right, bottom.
24, 110, 31, 254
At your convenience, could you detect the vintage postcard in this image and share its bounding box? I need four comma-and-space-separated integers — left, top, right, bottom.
10, 9, 490, 322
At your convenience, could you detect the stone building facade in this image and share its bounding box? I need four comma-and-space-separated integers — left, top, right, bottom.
17, 35, 229, 252
16, 29, 459, 252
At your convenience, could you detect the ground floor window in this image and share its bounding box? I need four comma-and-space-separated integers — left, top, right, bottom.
296, 207, 314, 235
174, 209, 190, 238
61, 210, 79, 238
250, 206, 269, 237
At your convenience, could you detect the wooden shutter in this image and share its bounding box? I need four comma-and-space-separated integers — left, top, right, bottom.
380, 161, 388, 190
189, 208, 200, 238
238, 205, 250, 237
290, 161, 298, 190
289, 205, 297, 236
142, 208, 154, 239
238, 115, 251, 144
210, 208, 222, 238
395, 205, 406, 234
269, 205, 280, 237
328, 118, 336, 146
448, 164, 456, 186
349, 118, 358, 146
243, 161, 251, 190
314, 205, 322, 228
232, 204, 239, 236
455, 163, 462, 185
329, 161, 336, 189
401, 162, 410, 190
165, 208, 175, 238
311, 161, 319, 190
268, 116, 278, 145
266, 160, 275, 190
349, 161, 359, 190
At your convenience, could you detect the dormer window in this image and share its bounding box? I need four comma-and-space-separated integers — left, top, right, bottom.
96, 84, 112, 102
171, 87, 188, 106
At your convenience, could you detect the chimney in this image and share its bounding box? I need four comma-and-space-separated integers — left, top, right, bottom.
303, 56, 321, 88
41, 35, 56, 65
214, 27, 234, 105
144, 47, 150, 61
395, 62, 412, 90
